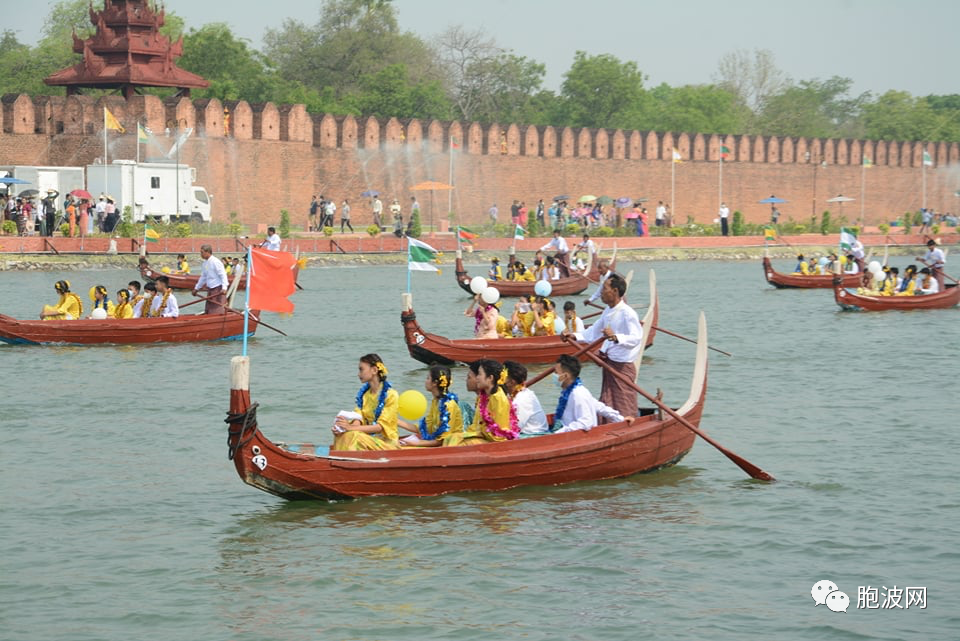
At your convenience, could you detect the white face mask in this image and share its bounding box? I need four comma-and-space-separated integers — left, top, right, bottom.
553, 373, 564, 388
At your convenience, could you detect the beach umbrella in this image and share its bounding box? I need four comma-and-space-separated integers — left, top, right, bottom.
596, 195, 613, 206
826, 195, 855, 203
615, 196, 633, 208
552, 194, 569, 201
759, 196, 788, 204
70, 189, 93, 200
633, 197, 649, 203
579, 194, 597, 203
360, 189, 380, 197
0, 176, 30, 185
623, 210, 640, 219
18, 189, 39, 199
410, 180, 454, 232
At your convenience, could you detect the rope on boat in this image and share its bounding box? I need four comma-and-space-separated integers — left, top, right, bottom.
225, 402, 259, 460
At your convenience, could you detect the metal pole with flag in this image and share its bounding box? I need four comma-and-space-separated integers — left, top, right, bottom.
671, 148, 682, 219
448, 137, 457, 219
860, 155, 871, 227
922, 148, 933, 209
407, 236, 442, 293
103, 107, 125, 210
243, 246, 252, 356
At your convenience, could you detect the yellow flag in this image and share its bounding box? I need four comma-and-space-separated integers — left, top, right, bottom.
104, 107, 125, 133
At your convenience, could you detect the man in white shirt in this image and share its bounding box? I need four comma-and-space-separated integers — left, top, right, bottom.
572, 233, 596, 260
917, 239, 946, 290
261, 226, 282, 251
95, 195, 107, 232
655, 201, 666, 227
150, 276, 179, 317
540, 229, 570, 270
567, 273, 643, 417
551, 355, 632, 433
372, 196, 383, 228
323, 199, 336, 228
502, 361, 549, 435
718, 202, 730, 236
132, 282, 156, 318
192, 244, 230, 315
584, 259, 612, 305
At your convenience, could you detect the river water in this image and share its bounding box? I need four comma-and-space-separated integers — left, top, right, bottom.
1, 259, 956, 641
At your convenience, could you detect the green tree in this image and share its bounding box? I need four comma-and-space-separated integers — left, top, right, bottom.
356, 63, 451, 120
179, 23, 278, 103
559, 51, 647, 129
756, 76, 868, 139
643, 83, 747, 133
861, 90, 945, 141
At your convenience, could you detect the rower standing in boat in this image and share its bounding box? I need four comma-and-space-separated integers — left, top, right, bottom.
398, 365, 463, 447
40, 280, 82, 320
550, 355, 632, 433
917, 239, 946, 291
565, 273, 643, 418
444, 359, 519, 446
541, 229, 570, 271
584, 259, 612, 306
192, 244, 230, 315
332, 354, 401, 451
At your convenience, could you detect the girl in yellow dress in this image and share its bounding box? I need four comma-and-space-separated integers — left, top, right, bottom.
332, 353, 400, 451
444, 359, 519, 446
114, 289, 134, 319
40, 280, 82, 320
398, 365, 464, 447
88, 285, 116, 318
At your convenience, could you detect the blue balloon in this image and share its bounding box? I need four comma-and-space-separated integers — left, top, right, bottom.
818, 257, 829, 267
534, 280, 552, 297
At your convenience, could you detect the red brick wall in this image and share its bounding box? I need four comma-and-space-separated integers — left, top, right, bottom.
1, 93, 958, 230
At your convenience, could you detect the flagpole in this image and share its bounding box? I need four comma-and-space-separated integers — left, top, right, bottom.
860, 161, 865, 228
103, 108, 109, 214
922, 150, 927, 210
406, 238, 412, 294
242, 246, 252, 356
136, 121, 140, 164
671, 155, 676, 220
718, 154, 723, 212
448, 139, 454, 220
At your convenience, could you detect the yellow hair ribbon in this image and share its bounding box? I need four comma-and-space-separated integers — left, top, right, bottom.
497, 369, 508, 385
376, 362, 388, 378
437, 373, 448, 390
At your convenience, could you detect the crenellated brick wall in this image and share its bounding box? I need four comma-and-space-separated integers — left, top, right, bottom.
1, 93, 958, 229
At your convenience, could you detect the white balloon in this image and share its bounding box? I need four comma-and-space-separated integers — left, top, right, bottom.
90, 308, 108, 319
470, 276, 488, 294
534, 280, 552, 297
481, 287, 500, 304
867, 260, 881, 274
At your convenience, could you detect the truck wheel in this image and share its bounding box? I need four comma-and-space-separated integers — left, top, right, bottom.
190, 213, 203, 224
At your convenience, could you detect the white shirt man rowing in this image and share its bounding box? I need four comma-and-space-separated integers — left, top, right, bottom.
192, 244, 230, 315
565, 272, 644, 418
261, 226, 281, 251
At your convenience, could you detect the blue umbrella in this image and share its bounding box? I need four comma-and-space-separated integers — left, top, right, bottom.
759, 196, 787, 204
615, 196, 633, 207
0, 176, 31, 185
552, 195, 569, 201
361, 189, 380, 197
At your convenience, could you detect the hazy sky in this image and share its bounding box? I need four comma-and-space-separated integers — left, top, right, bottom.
11, 0, 959, 98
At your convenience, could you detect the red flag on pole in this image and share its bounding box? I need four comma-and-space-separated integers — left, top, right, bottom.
248, 247, 297, 313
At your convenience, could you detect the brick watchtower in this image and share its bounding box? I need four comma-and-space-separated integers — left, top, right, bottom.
43, 0, 208, 98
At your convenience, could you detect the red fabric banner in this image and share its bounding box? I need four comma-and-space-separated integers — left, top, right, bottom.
248, 247, 296, 313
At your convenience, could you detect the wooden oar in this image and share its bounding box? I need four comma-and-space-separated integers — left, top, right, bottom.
526, 335, 608, 387
179, 294, 216, 310
917, 257, 958, 284
651, 324, 732, 357
200, 298, 288, 337
581, 348, 774, 482
583, 302, 730, 356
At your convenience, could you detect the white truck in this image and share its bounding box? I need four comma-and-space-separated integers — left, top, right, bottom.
0, 165, 86, 200
85, 160, 213, 223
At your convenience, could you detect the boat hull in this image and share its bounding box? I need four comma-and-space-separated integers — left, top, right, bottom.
832, 280, 959, 311
226, 312, 708, 501
0, 311, 260, 345
455, 252, 611, 297
762, 256, 862, 289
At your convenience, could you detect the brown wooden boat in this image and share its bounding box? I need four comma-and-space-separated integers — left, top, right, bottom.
0, 310, 260, 345
832, 277, 959, 311
454, 247, 613, 297
403, 269, 659, 365
139, 255, 300, 291
762, 255, 862, 289
225, 313, 707, 501
140, 261, 247, 290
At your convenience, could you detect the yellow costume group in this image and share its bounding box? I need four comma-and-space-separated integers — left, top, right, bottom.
41, 281, 82, 320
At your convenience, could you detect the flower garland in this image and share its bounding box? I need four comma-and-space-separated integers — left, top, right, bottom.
477, 391, 519, 440
151, 291, 172, 317
551, 377, 582, 431
137, 294, 154, 317
114, 302, 130, 319
356, 380, 392, 424
419, 392, 459, 440
566, 314, 578, 332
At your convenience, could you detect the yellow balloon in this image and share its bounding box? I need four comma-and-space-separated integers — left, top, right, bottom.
397, 389, 428, 421
839, 255, 848, 265
161, 266, 171, 274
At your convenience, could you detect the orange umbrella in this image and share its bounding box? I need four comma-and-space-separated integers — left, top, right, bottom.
410, 180, 454, 191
